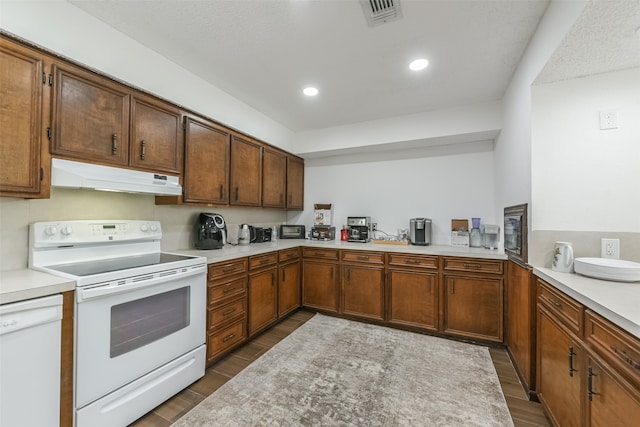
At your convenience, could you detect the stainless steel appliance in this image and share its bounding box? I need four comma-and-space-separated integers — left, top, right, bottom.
253, 227, 272, 243
347, 217, 371, 243
194, 213, 226, 249
410, 218, 432, 246
29, 220, 207, 427
279, 224, 306, 239
238, 224, 256, 245
310, 226, 335, 241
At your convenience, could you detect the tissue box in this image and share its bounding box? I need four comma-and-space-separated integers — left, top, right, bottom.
314, 204, 333, 226
451, 219, 470, 247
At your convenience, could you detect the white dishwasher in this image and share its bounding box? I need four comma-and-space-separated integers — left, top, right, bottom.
0, 294, 63, 427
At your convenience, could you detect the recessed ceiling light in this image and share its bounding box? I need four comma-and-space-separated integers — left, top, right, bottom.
303, 87, 319, 96
409, 58, 429, 71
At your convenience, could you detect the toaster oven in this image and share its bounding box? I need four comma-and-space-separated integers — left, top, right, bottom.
279, 225, 306, 239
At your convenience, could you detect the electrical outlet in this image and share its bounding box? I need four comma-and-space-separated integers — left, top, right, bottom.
601, 238, 620, 259
371, 223, 377, 232
599, 111, 618, 130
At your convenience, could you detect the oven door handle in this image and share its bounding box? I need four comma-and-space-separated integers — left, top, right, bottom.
76, 265, 206, 302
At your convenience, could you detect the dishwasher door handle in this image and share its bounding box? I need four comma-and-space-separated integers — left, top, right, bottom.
0, 295, 63, 336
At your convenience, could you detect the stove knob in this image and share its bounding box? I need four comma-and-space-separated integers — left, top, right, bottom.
61, 226, 73, 236
150, 224, 158, 232
45, 226, 58, 236
140, 224, 149, 232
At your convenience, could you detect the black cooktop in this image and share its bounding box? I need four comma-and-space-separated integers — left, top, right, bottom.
45, 253, 196, 277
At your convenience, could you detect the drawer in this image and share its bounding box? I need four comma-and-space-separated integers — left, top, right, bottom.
278, 247, 300, 263
249, 252, 278, 270
341, 250, 384, 265
585, 309, 640, 386
442, 257, 504, 275
207, 319, 246, 361
208, 277, 246, 304
302, 247, 340, 260
537, 279, 583, 335
208, 258, 248, 280
208, 296, 246, 330
387, 253, 438, 269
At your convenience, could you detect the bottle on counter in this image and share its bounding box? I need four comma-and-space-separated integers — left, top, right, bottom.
271, 225, 278, 242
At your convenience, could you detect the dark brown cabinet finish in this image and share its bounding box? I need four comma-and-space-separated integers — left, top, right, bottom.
206, 258, 248, 365
181, 117, 230, 204
129, 94, 183, 174
286, 155, 304, 210
278, 248, 301, 318
230, 135, 262, 206
51, 63, 130, 166
505, 260, 536, 395
302, 248, 340, 313
262, 148, 286, 208
387, 268, 438, 331
248, 253, 278, 336
341, 251, 385, 321
0, 37, 50, 198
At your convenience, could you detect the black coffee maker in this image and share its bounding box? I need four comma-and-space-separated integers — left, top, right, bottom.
194, 213, 227, 249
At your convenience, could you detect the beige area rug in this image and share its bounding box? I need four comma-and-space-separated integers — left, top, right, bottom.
174, 314, 514, 426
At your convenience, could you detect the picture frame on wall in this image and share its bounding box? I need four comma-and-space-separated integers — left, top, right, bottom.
504, 203, 528, 266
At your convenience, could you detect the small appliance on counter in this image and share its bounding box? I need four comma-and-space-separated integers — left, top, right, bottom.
470, 217, 482, 247
311, 226, 335, 241
238, 224, 255, 246
279, 224, 306, 239
347, 216, 372, 243
253, 227, 272, 243
410, 218, 432, 246
482, 224, 500, 250
194, 213, 227, 249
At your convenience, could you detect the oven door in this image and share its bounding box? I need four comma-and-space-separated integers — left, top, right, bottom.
75, 265, 206, 409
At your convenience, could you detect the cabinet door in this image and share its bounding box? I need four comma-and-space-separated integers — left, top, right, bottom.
278, 261, 300, 318
248, 268, 278, 336
302, 260, 339, 313
341, 265, 384, 321
262, 148, 286, 208
183, 117, 230, 204
129, 95, 183, 174
443, 275, 503, 342
537, 307, 583, 427
286, 155, 304, 210
0, 40, 46, 197
388, 269, 438, 331
51, 64, 130, 165
588, 357, 640, 427
230, 136, 262, 206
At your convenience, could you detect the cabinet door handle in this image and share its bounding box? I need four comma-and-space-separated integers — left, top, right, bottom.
288, 194, 292, 204
219, 185, 224, 200
450, 282, 454, 294
280, 193, 283, 203
282, 269, 286, 282
271, 272, 275, 286
346, 268, 350, 282
330, 267, 334, 280
223, 333, 236, 343
235, 187, 239, 201
223, 307, 236, 316
611, 345, 640, 370
112, 134, 117, 155
140, 140, 145, 160
588, 367, 599, 401
568, 346, 577, 377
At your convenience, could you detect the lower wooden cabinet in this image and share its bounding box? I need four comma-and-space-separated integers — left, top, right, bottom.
278, 260, 300, 318
387, 269, 438, 331
302, 259, 339, 313
248, 253, 278, 337
207, 318, 247, 361
341, 264, 384, 321
443, 274, 503, 342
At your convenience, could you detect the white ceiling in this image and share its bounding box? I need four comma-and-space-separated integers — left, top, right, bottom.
67, 0, 639, 133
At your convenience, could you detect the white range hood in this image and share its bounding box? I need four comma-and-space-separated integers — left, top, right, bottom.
51, 158, 182, 196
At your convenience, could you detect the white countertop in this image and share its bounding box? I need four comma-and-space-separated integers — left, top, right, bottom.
0, 269, 75, 305
175, 239, 508, 263
534, 267, 640, 339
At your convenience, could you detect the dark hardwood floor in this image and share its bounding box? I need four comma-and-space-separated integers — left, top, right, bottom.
130, 310, 549, 426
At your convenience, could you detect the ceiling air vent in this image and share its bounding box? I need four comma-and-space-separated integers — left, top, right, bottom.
360, 0, 402, 27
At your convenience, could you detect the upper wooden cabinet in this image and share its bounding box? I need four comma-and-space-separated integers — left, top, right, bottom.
51, 63, 183, 174
0, 37, 50, 198
286, 155, 304, 210
262, 148, 286, 208
230, 135, 262, 206
182, 117, 230, 204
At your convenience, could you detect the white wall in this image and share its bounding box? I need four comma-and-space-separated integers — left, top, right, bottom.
0, 0, 294, 151
532, 68, 640, 232
288, 149, 496, 245
493, 0, 588, 257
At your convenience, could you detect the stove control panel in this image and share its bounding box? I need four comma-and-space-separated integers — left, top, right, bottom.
30, 220, 162, 247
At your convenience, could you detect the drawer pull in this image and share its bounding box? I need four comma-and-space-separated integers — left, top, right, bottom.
611, 345, 640, 370
568, 346, 577, 377
357, 255, 370, 260
588, 367, 599, 401
463, 263, 482, 269
406, 259, 420, 264
222, 287, 237, 294
222, 333, 236, 343
549, 298, 562, 309
222, 266, 239, 273
223, 308, 236, 316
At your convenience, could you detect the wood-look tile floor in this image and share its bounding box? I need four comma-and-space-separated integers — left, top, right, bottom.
130, 310, 549, 427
